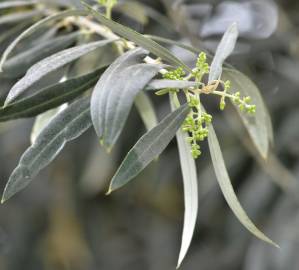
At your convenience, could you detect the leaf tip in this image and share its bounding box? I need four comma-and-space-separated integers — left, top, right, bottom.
176, 261, 182, 269
3, 98, 11, 108
1, 190, 10, 204
105, 188, 112, 196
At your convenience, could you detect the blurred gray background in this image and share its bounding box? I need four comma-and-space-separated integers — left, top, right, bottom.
0, 0, 299, 269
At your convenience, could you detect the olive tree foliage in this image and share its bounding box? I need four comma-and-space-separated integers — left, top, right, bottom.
0, 0, 278, 267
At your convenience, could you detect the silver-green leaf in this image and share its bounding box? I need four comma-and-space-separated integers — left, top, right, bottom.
4, 39, 115, 105
207, 111, 278, 248
170, 95, 198, 268
107, 104, 189, 193
209, 23, 238, 82
104, 63, 162, 148
3, 32, 80, 78
134, 92, 158, 131
222, 68, 273, 158
30, 104, 67, 144
0, 67, 104, 121
1, 97, 92, 202
91, 48, 148, 147
83, 3, 191, 72
0, 9, 89, 71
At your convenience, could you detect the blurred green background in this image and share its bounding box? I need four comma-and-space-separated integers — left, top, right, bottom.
0, 0, 299, 269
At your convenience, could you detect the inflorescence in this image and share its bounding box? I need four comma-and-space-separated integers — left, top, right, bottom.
159, 52, 256, 159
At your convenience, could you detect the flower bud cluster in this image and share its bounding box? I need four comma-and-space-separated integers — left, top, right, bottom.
182, 110, 212, 159
163, 67, 185, 80
191, 52, 209, 81
231, 92, 256, 114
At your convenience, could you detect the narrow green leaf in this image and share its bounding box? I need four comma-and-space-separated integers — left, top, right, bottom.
30, 105, 67, 144
134, 92, 158, 131
0, 9, 89, 71
0, 67, 104, 121
209, 23, 238, 82
146, 79, 198, 90
170, 95, 198, 268
3, 32, 81, 78
107, 104, 189, 193
1, 97, 92, 202
145, 35, 201, 55
104, 63, 162, 148
91, 48, 149, 146
4, 39, 115, 105
222, 68, 273, 158
207, 112, 278, 248
83, 3, 191, 72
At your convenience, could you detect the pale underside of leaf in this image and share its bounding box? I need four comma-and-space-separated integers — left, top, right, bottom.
170, 95, 198, 268
206, 108, 278, 248
91, 48, 148, 141
5, 39, 115, 105
83, 3, 191, 72
222, 68, 273, 158
103, 63, 163, 148
209, 22, 238, 82
3, 32, 80, 78
30, 104, 67, 144
134, 92, 158, 131
107, 104, 189, 193
1, 97, 92, 202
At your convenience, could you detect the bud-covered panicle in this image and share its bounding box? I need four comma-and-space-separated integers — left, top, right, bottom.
159, 52, 256, 159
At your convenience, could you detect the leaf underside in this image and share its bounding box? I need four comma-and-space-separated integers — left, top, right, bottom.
91, 48, 162, 149
170, 95, 198, 268
2, 97, 92, 202
5, 39, 115, 105
206, 108, 278, 248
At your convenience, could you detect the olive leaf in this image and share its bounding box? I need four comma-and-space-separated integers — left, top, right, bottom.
4, 39, 115, 105
83, 2, 191, 72
91, 48, 155, 149
134, 92, 158, 131
104, 63, 162, 149
30, 104, 67, 144
209, 22, 238, 82
2, 32, 81, 78
107, 103, 189, 194
206, 107, 278, 248
1, 97, 92, 202
0, 67, 105, 121
222, 68, 273, 158
170, 95, 198, 268
0, 9, 89, 71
